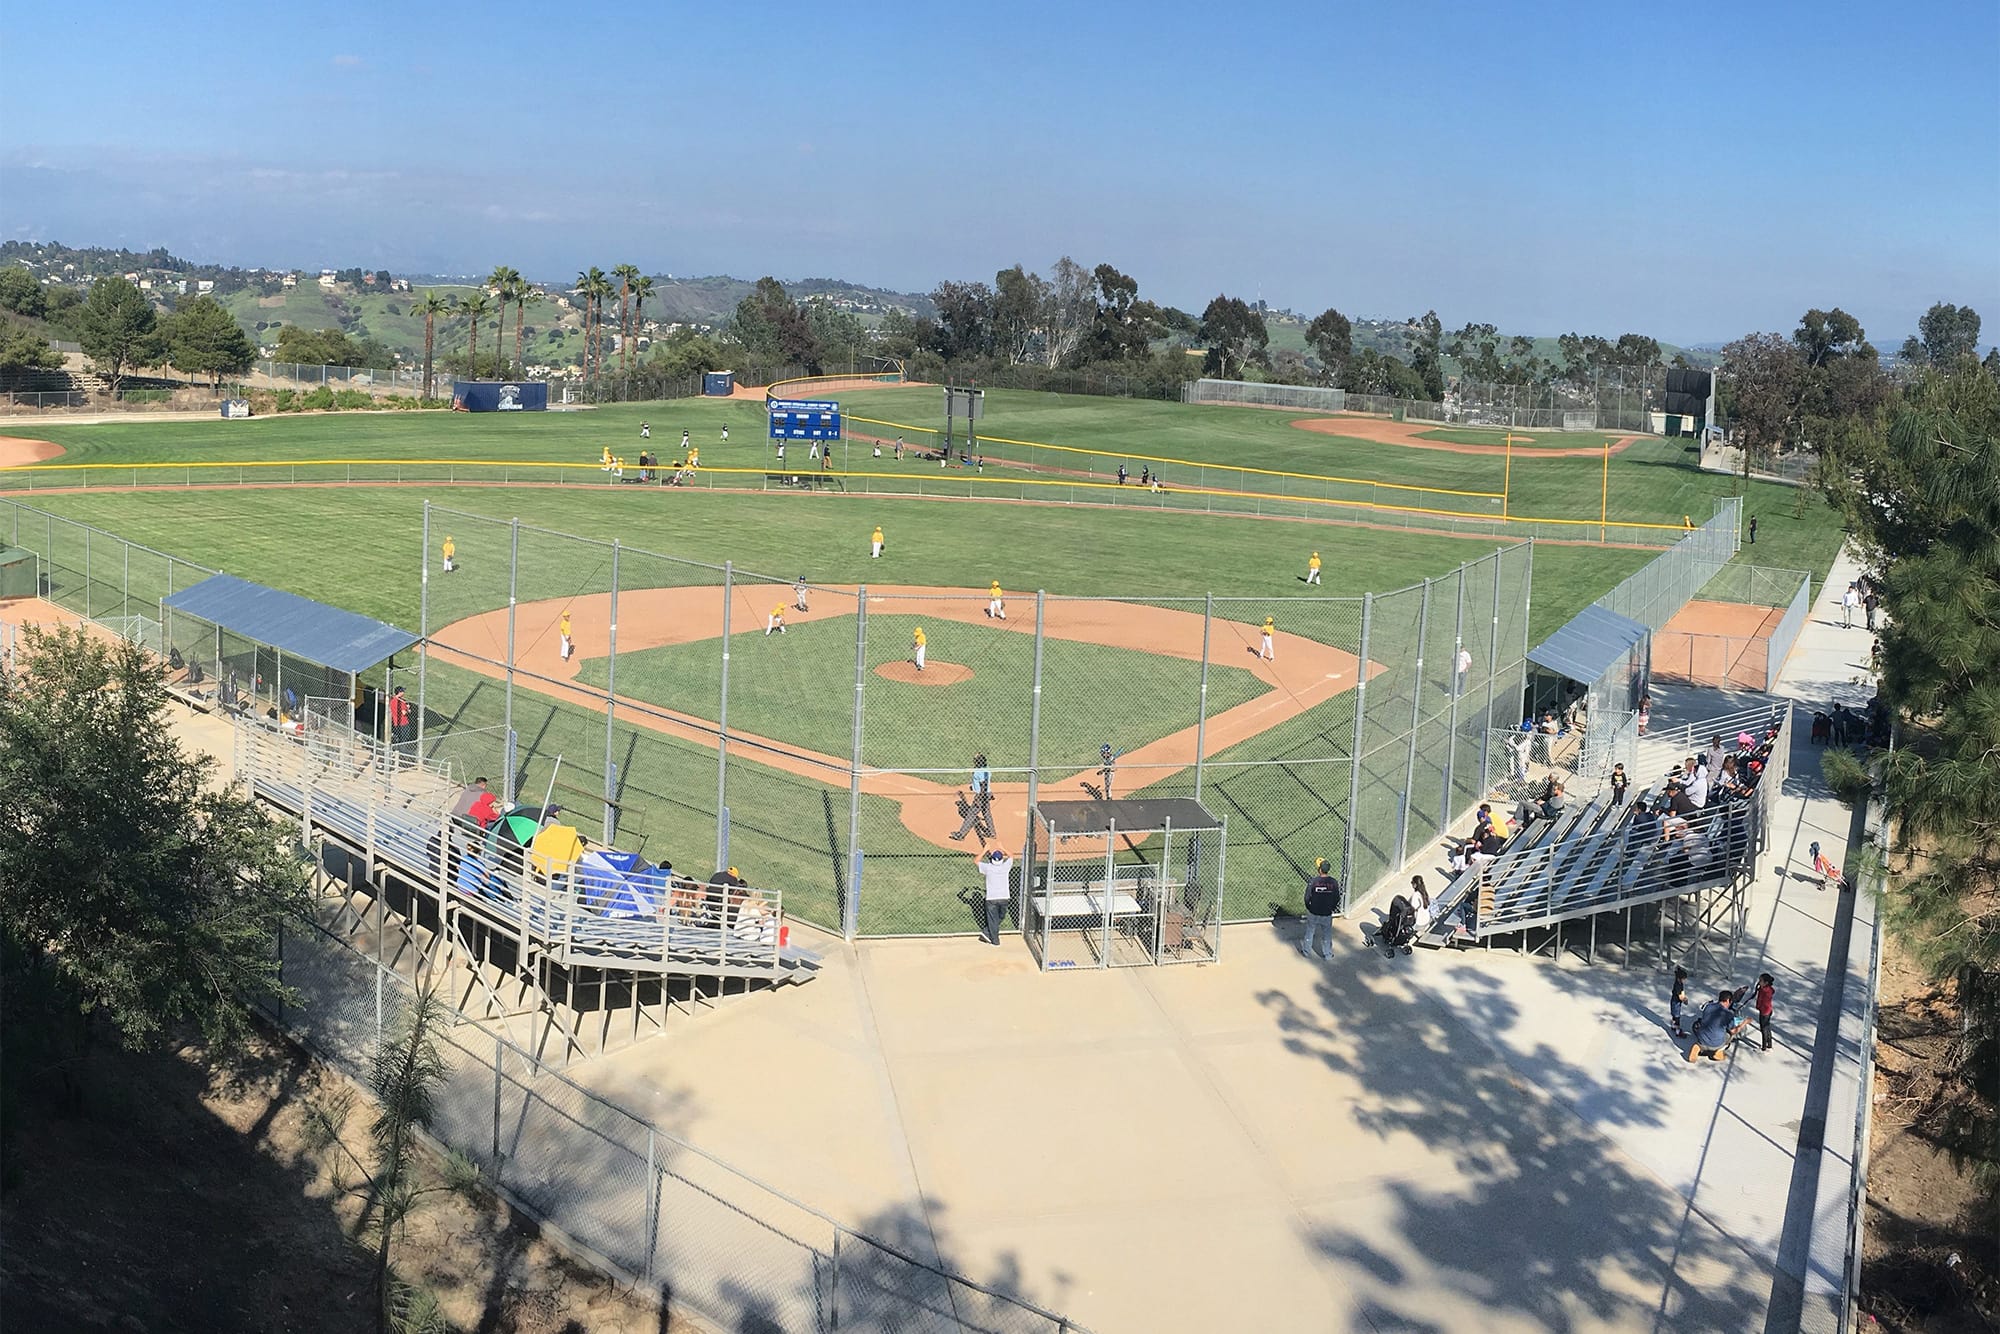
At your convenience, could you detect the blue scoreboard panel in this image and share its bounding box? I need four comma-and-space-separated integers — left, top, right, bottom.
767, 398, 843, 440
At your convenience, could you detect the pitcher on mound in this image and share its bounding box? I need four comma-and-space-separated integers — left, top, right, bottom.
912, 626, 927, 672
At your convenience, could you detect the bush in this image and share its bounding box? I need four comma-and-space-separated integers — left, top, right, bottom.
332, 389, 373, 410
116, 389, 173, 404
270, 388, 299, 413
299, 386, 335, 411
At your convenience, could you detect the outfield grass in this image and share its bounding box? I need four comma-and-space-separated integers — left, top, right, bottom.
5, 390, 1845, 932
15, 388, 1845, 572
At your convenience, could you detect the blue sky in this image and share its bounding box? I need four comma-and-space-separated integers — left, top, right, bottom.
2, 0, 1996, 344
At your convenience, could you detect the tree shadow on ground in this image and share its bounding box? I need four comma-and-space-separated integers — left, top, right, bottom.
1257, 923, 1774, 1332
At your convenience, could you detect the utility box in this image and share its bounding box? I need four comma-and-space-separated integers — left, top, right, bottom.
703, 370, 735, 396
0, 547, 40, 600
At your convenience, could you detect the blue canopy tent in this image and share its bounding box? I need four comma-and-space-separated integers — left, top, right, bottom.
576, 849, 673, 918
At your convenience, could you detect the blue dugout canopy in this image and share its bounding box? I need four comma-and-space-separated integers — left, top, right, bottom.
164, 574, 418, 674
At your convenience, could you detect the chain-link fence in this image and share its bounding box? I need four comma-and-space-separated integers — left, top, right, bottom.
268, 918, 1089, 1333
4, 494, 1538, 932
1186, 367, 1673, 433
1651, 564, 1811, 694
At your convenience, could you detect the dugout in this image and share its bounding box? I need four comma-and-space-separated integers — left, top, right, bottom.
163, 574, 419, 734
1526, 603, 1650, 782
452, 380, 549, 412
1027, 798, 1227, 970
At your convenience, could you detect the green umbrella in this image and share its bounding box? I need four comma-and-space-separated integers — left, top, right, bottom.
489, 814, 541, 848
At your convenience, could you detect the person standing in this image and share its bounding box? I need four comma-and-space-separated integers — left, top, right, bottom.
559, 611, 574, 662
987, 581, 1006, 620
1610, 763, 1630, 807
1746, 514, 1757, 545
1754, 972, 1776, 1050
776, 442, 786, 470
1637, 694, 1652, 736
1305, 551, 1321, 585
911, 626, 926, 672
977, 848, 1013, 945
441, 534, 455, 574
794, 575, 810, 612
1116, 464, 1128, 486
720, 424, 729, 442
1097, 744, 1117, 799
765, 604, 786, 635
388, 685, 413, 752
871, 525, 884, 559
1863, 587, 1880, 631
1669, 965, 1689, 1038
894, 436, 903, 460
1841, 582, 1859, 628
1260, 615, 1276, 661
1455, 644, 1472, 694
1301, 858, 1341, 960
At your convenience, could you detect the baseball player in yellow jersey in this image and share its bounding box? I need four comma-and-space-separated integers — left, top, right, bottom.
766, 604, 786, 635
987, 581, 1006, 620
688, 446, 699, 469
1260, 615, 1276, 661
559, 611, 574, 661
1306, 550, 1321, 585
441, 535, 455, 573
600, 446, 613, 471
912, 626, 927, 672
871, 526, 884, 559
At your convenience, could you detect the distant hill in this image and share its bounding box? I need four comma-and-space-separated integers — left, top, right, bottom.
1264, 313, 1717, 373
618, 275, 933, 326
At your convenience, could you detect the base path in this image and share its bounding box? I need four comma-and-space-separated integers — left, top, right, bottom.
0, 436, 65, 466
1286, 414, 1646, 458
430, 584, 1377, 850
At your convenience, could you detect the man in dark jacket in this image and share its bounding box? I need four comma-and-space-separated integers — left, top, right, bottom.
1301, 858, 1341, 959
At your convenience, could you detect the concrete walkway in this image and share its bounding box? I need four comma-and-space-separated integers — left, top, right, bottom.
9, 576, 1878, 1331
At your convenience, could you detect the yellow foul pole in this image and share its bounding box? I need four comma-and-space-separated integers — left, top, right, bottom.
1600, 437, 1610, 542
1503, 432, 1514, 519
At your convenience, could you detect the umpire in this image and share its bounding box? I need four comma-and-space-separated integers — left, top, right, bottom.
1301, 858, 1342, 960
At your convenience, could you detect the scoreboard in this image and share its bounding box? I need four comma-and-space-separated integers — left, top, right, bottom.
767, 398, 842, 440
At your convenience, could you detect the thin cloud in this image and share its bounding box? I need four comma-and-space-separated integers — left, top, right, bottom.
331, 54, 363, 68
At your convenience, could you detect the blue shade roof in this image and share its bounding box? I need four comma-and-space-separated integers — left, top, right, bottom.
1527, 604, 1649, 684
164, 574, 418, 674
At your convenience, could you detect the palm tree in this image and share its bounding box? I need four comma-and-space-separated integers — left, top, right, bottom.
486, 266, 519, 376
511, 282, 538, 381
414, 291, 451, 400
458, 290, 494, 378
576, 266, 612, 397
631, 275, 656, 389
612, 263, 641, 389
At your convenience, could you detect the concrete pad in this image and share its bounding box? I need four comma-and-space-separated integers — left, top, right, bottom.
891, 1042, 1279, 1221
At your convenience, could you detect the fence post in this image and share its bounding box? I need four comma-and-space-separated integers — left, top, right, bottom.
491, 1035, 504, 1169
604, 540, 620, 843
1342, 593, 1373, 894
716, 561, 733, 873
418, 503, 430, 757
1443, 569, 1466, 831
1482, 553, 1503, 788
83, 526, 91, 618
375, 958, 384, 1039
831, 1229, 842, 1330
122, 543, 129, 622
844, 587, 867, 939
643, 1127, 658, 1286
504, 519, 519, 804
1194, 593, 1213, 801
1396, 580, 1431, 866
1022, 591, 1046, 903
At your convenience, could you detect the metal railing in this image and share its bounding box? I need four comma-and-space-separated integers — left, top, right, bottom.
269, 920, 1090, 1333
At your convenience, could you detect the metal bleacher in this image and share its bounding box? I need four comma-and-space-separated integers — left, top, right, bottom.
235, 717, 821, 986
1422, 704, 1792, 951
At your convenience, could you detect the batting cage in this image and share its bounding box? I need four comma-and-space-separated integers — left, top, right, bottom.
1027, 798, 1226, 970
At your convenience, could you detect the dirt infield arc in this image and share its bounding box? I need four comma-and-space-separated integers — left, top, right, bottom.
0, 436, 65, 466
431, 584, 1378, 851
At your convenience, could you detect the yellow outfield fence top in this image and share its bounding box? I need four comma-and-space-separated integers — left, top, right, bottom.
0, 455, 1690, 534
764, 372, 905, 400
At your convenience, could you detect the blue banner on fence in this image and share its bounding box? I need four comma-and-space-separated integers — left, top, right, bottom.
452, 381, 549, 412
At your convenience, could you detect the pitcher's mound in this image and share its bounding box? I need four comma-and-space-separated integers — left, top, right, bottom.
876, 661, 972, 686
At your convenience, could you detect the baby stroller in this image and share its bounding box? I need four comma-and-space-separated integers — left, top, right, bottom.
1379, 894, 1419, 955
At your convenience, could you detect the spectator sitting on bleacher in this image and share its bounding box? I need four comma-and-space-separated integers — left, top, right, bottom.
1665, 778, 1698, 817
1627, 798, 1659, 851
1685, 760, 1711, 808
1450, 825, 1506, 875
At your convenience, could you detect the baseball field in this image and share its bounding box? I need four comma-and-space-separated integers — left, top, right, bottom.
0, 384, 1845, 934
